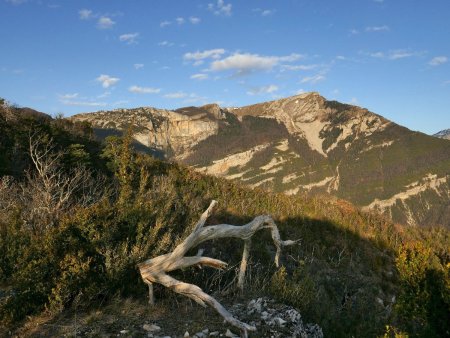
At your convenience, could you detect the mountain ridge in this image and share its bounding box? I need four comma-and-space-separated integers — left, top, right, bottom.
69, 92, 450, 227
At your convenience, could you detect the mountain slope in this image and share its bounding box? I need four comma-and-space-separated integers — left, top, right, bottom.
70, 93, 450, 227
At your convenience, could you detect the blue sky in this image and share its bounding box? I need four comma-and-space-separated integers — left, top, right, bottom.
1, 0, 449, 134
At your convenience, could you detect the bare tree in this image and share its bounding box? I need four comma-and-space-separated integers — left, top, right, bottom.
24, 132, 106, 230
138, 200, 299, 337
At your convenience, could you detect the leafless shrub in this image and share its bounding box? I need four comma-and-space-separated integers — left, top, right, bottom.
1, 132, 108, 231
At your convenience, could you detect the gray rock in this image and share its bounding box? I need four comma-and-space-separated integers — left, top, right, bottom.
143, 324, 161, 332
229, 297, 323, 338
224, 329, 238, 337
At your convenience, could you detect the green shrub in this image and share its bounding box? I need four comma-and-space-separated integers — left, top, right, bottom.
395, 242, 450, 337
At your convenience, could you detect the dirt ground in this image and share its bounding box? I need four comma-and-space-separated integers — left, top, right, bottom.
2, 294, 249, 338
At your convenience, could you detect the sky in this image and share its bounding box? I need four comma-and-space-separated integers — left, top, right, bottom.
1, 0, 449, 135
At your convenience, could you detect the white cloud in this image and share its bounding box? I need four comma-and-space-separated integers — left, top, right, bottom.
373, 0, 384, 3
247, 85, 278, 95
164, 92, 188, 99
59, 93, 79, 99
97, 16, 115, 29
134, 63, 144, 70
97, 91, 111, 99
112, 100, 129, 106
278, 54, 303, 62
366, 25, 390, 32
253, 8, 275, 16
350, 97, 358, 104
158, 40, 174, 47
183, 93, 208, 105
429, 56, 448, 66
190, 73, 209, 80
96, 74, 119, 88
369, 51, 385, 58
79, 9, 93, 20
189, 16, 201, 24
210, 53, 302, 74
160, 20, 171, 28
61, 100, 107, 107
208, 0, 232, 16
176, 17, 185, 25
129, 86, 161, 94
211, 53, 277, 72
282, 64, 318, 71
184, 49, 226, 61
6, 0, 27, 5
349, 29, 359, 35
388, 50, 416, 60
365, 49, 424, 60
300, 74, 326, 84
119, 33, 139, 44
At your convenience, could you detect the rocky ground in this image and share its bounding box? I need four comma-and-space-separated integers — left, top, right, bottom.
3, 296, 322, 338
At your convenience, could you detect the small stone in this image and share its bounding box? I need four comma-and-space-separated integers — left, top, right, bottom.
274, 317, 287, 326
202, 329, 209, 334
225, 329, 237, 337
143, 324, 161, 332
184, 332, 190, 337
376, 297, 384, 306
195, 333, 205, 338
209, 332, 219, 336
120, 330, 129, 334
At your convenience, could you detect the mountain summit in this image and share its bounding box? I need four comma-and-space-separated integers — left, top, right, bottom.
434, 129, 450, 140
70, 93, 450, 227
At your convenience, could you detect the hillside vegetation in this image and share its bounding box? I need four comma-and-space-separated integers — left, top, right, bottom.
0, 100, 449, 337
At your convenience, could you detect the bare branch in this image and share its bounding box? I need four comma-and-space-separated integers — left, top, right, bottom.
138, 200, 299, 336
24, 132, 107, 230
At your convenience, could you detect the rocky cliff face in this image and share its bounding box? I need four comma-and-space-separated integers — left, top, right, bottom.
70, 93, 450, 227
70, 105, 224, 157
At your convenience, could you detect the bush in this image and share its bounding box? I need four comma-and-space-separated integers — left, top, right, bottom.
395, 242, 450, 337
269, 266, 316, 313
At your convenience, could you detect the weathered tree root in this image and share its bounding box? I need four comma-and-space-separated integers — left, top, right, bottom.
138, 200, 299, 337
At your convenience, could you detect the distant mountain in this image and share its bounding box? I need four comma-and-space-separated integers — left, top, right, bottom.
434, 129, 450, 140
70, 92, 450, 227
